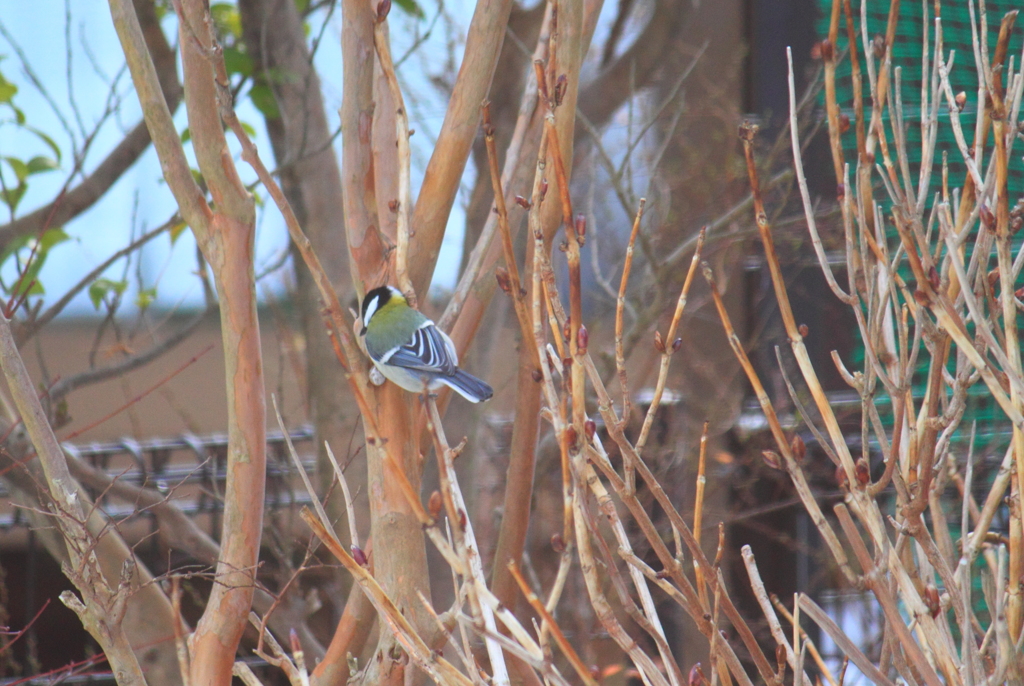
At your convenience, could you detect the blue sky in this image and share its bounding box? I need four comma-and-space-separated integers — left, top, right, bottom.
0, 0, 471, 317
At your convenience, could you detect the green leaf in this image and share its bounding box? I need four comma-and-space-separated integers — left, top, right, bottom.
180, 127, 191, 143
0, 233, 32, 267
393, 0, 425, 18
3, 156, 28, 183
169, 220, 189, 244
26, 127, 62, 164
39, 227, 69, 251
210, 3, 242, 39
240, 121, 258, 138
26, 156, 58, 175
294, 0, 310, 13
136, 287, 158, 311
12, 253, 47, 298
9, 275, 43, 298
1, 182, 26, 212
2, 229, 70, 298
16, 279, 43, 297
249, 82, 280, 119
223, 47, 253, 77
0, 74, 17, 104
88, 277, 128, 310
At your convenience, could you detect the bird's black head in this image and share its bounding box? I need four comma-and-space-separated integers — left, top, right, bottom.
361, 285, 401, 331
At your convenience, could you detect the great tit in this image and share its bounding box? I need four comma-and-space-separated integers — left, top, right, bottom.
360, 285, 493, 403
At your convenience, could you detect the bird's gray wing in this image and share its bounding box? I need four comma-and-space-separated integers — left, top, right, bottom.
383, 324, 457, 375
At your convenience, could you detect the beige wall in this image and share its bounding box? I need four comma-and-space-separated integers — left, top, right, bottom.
17, 311, 310, 443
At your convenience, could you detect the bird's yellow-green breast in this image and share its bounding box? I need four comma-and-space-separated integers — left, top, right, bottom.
362, 286, 427, 358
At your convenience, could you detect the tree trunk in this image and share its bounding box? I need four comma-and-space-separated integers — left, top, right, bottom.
238, 0, 362, 556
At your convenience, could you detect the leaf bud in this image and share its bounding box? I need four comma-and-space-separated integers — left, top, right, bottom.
761, 450, 782, 470
798, 323, 809, 337
577, 324, 589, 354
980, 204, 996, 231
495, 267, 512, 294
689, 663, 706, 686
791, 434, 806, 462
351, 545, 368, 567
554, 74, 568, 106
855, 457, 871, 486
988, 268, 1001, 291
515, 195, 532, 209
566, 425, 578, 451
835, 465, 849, 490
955, 91, 967, 112
531, 368, 543, 383
376, 0, 391, 21
551, 532, 565, 553
872, 34, 886, 58
428, 490, 443, 520
924, 584, 941, 618
838, 113, 850, 133
821, 39, 834, 61
654, 330, 666, 353
584, 419, 597, 442
775, 644, 787, 670
672, 337, 683, 352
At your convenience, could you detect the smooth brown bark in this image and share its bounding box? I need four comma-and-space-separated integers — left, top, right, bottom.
340, 4, 432, 685
237, 0, 359, 553
110, 0, 267, 682
341, 0, 385, 293
407, 0, 515, 293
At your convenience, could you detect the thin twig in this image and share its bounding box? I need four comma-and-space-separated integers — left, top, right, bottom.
507, 562, 598, 686
372, 1, 416, 307
635, 226, 704, 454
615, 198, 645, 424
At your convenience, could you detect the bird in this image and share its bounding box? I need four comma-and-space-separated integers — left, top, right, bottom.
360, 285, 493, 403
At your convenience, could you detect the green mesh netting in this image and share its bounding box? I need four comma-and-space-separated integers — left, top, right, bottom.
816, 1, 1024, 456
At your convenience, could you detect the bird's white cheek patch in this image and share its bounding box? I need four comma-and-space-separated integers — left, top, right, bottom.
363, 297, 380, 326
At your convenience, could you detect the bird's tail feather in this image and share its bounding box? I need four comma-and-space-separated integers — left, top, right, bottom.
442, 370, 493, 403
